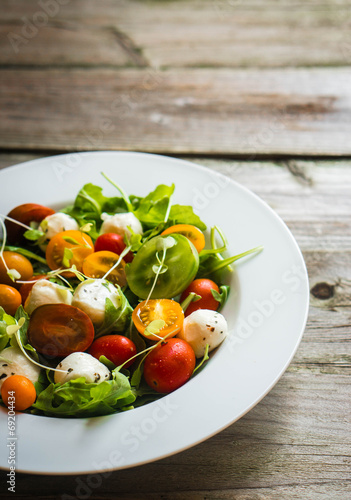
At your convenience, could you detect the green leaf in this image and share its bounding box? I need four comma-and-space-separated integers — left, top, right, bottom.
168, 204, 207, 231
24, 229, 45, 242
4, 246, 47, 265
193, 344, 210, 375
211, 285, 230, 312
133, 184, 175, 226
96, 292, 133, 337
32, 369, 136, 417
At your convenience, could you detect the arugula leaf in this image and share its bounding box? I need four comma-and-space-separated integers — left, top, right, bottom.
211, 285, 230, 312
133, 184, 175, 226
96, 293, 133, 337
0, 307, 15, 351
62, 183, 127, 229
167, 204, 207, 231
32, 369, 136, 417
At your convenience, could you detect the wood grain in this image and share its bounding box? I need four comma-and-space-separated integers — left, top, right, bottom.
1, 0, 351, 68
1, 68, 351, 156
0, 154, 349, 498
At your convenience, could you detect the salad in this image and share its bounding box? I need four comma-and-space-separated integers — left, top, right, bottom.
0, 174, 261, 418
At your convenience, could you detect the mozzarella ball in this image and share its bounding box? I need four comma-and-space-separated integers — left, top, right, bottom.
0, 347, 41, 389
39, 213, 79, 240
24, 279, 73, 315
54, 352, 110, 385
72, 279, 121, 326
178, 309, 228, 358
100, 212, 143, 239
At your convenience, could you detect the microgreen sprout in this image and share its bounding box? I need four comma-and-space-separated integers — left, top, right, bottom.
145, 236, 176, 304
102, 244, 132, 281
101, 171, 133, 212
0, 217, 22, 283
180, 292, 201, 313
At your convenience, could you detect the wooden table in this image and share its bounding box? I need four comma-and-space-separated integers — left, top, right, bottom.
1, 1, 350, 498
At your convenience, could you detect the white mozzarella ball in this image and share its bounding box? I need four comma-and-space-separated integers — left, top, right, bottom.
72, 279, 121, 326
178, 309, 228, 358
54, 352, 110, 385
100, 212, 143, 239
24, 279, 73, 315
39, 213, 79, 240
0, 347, 41, 389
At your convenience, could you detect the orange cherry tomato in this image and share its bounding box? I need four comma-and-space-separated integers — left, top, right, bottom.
27, 303, 95, 357
1, 375, 37, 411
143, 338, 196, 393
161, 224, 205, 253
46, 230, 94, 275
19, 274, 48, 304
0, 251, 33, 288
6, 203, 55, 244
132, 299, 184, 341
180, 278, 220, 316
82, 251, 127, 286
0, 284, 22, 316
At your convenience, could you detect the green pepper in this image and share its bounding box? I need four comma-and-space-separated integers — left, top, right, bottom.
125, 234, 199, 299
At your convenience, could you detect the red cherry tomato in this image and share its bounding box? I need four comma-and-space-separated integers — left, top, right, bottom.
6, 203, 55, 244
19, 275, 48, 304
180, 279, 220, 316
27, 304, 95, 357
89, 335, 137, 368
94, 233, 134, 263
143, 338, 196, 393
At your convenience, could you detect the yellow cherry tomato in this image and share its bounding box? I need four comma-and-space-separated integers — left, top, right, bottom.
161, 224, 205, 253
0, 284, 22, 315
1, 375, 37, 411
132, 299, 184, 341
46, 230, 94, 275
82, 251, 127, 286
0, 251, 33, 288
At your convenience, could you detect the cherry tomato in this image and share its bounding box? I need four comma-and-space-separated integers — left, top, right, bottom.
27, 304, 95, 357
82, 251, 127, 286
126, 234, 199, 299
1, 375, 37, 411
0, 251, 33, 288
6, 203, 55, 244
180, 279, 220, 316
46, 230, 94, 275
143, 338, 196, 393
94, 233, 134, 263
161, 224, 205, 253
132, 299, 184, 341
19, 274, 48, 304
0, 284, 22, 316
89, 335, 137, 368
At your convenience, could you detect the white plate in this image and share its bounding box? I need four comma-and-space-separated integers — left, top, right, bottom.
0, 152, 309, 475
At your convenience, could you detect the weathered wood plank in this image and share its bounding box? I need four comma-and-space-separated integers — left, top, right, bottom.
1, 24, 138, 67
1, 68, 351, 155
1, 0, 351, 68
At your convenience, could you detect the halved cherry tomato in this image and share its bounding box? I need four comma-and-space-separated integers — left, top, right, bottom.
82, 251, 127, 286
180, 278, 220, 316
46, 230, 94, 275
0, 251, 33, 289
1, 375, 37, 411
19, 274, 48, 304
132, 299, 184, 341
89, 335, 137, 368
0, 284, 22, 316
94, 233, 134, 263
143, 338, 196, 393
161, 224, 205, 253
27, 303, 95, 357
6, 203, 55, 244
